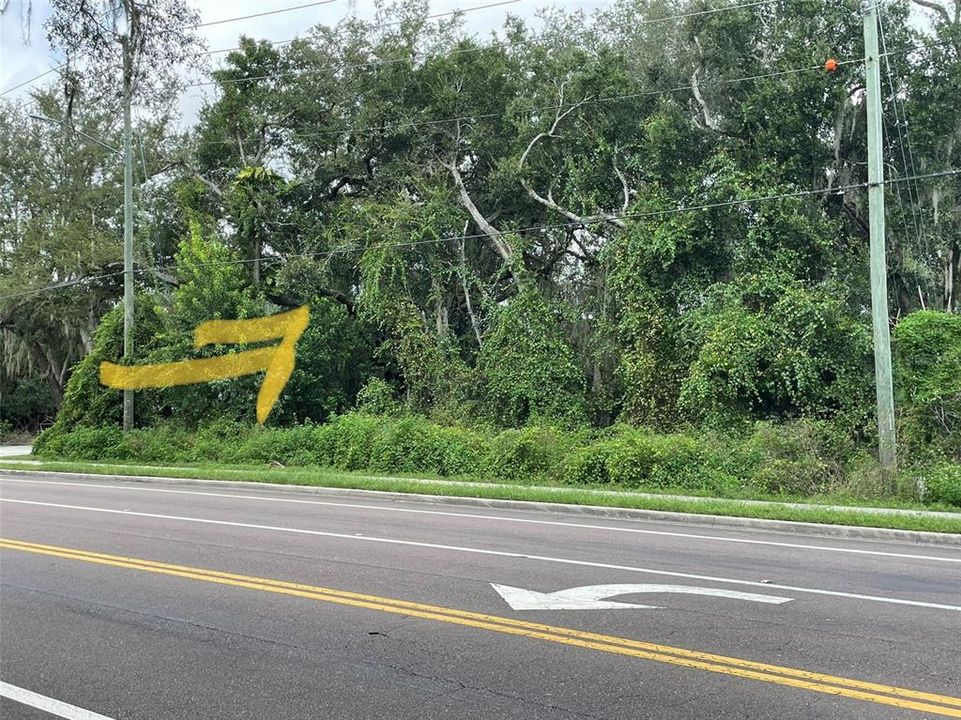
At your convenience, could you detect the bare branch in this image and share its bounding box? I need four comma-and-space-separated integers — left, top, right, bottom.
448, 160, 514, 263
517, 80, 587, 169
613, 156, 630, 215
192, 172, 224, 198
445, 119, 515, 265
518, 82, 625, 229
459, 230, 484, 348
691, 37, 722, 132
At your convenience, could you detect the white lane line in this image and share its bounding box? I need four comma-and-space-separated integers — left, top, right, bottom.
0, 681, 116, 720
2, 498, 960, 612
1, 477, 958, 563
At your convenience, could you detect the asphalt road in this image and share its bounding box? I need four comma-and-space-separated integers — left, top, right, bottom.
0, 470, 959, 719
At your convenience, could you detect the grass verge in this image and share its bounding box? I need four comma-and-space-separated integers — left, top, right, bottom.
2, 458, 959, 534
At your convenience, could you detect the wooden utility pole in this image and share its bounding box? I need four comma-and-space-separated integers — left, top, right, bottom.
863, 0, 897, 480
122, 38, 135, 432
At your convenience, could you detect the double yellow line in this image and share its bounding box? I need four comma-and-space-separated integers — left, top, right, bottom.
3, 537, 960, 717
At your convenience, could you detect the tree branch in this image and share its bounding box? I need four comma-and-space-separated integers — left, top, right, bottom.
267, 289, 355, 316
613, 156, 630, 215
518, 82, 625, 229
193, 172, 224, 198
911, 0, 952, 23
691, 37, 722, 132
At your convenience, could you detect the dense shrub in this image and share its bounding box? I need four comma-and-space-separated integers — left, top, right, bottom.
484, 426, 580, 483
312, 413, 383, 470
271, 298, 372, 424
367, 416, 484, 476
36, 411, 957, 507
729, 421, 850, 496
894, 310, 961, 462
355, 378, 401, 416
563, 426, 731, 492
679, 278, 873, 430
0, 375, 56, 431
919, 464, 961, 507
477, 289, 588, 428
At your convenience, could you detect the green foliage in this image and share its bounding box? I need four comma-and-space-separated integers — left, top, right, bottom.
679, 277, 873, 430
477, 289, 587, 427
563, 426, 733, 493
355, 378, 400, 416
919, 464, 961, 507
20, 0, 961, 495
730, 421, 848, 496
0, 375, 56, 431
485, 426, 580, 483
368, 416, 485, 477
38, 411, 959, 509
894, 310, 961, 461
273, 298, 371, 424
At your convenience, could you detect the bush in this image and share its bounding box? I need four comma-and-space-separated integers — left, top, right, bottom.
894, 310, 961, 462
564, 426, 735, 493
565, 443, 616, 485
34, 414, 888, 503
726, 420, 850, 496
367, 416, 485, 476
312, 413, 383, 470
37, 425, 125, 461
919, 464, 961, 507
484, 426, 578, 483
0, 375, 56, 431
678, 277, 873, 431
356, 378, 401, 416
477, 289, 587, 428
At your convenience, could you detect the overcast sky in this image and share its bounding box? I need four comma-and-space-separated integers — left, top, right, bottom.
0, 0, 610, 124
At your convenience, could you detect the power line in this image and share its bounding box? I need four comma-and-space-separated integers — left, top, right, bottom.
0, 0, 524, 96
1, 0, 782, 99
203, 0, 527, 56
194, 0, 781, 87
185, 36, 956, 149
0, 0, 527, 98
187, 57, 861, 148
0, 66, 62, 97
3, 168, 958, 304
878, 6, 930, 263
196, 0, 343, 28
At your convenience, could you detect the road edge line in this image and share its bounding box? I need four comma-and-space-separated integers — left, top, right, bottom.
1, 467, 959, 546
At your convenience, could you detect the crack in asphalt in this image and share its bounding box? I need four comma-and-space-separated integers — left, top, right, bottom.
2, 582, 609, 717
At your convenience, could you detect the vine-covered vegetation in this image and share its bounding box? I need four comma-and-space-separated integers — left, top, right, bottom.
3, 0, 959, 502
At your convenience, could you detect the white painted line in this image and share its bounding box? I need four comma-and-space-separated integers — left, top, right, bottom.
2, 498, 960, 612
0, 681, 116, 720
1, 477, 958, 563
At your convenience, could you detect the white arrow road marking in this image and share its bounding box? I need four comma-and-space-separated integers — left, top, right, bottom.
491, 583, 794, 610
3, 498, 958, 612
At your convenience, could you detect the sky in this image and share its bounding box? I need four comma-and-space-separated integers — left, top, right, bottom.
0, 0, 610, 125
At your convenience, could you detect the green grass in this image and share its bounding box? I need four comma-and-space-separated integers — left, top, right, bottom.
3, 458, 960, 534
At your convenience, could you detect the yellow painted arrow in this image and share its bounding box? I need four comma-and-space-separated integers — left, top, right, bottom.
99, 305, 309, 424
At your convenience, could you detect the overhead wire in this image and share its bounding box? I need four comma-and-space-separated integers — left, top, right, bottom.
187, 58, 864, 149
0, 66, 62, 97
0, 0, 527, 97
184, 33, 958, 150
194, 0, 781, 86
878, 4, 931, 265
3, 168, 959, 304
195, 0, 343, 28
202, 0, 533, 57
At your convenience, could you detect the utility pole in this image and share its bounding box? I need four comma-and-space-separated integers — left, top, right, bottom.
122, 41, 135, 432
863, 0, 897, 481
